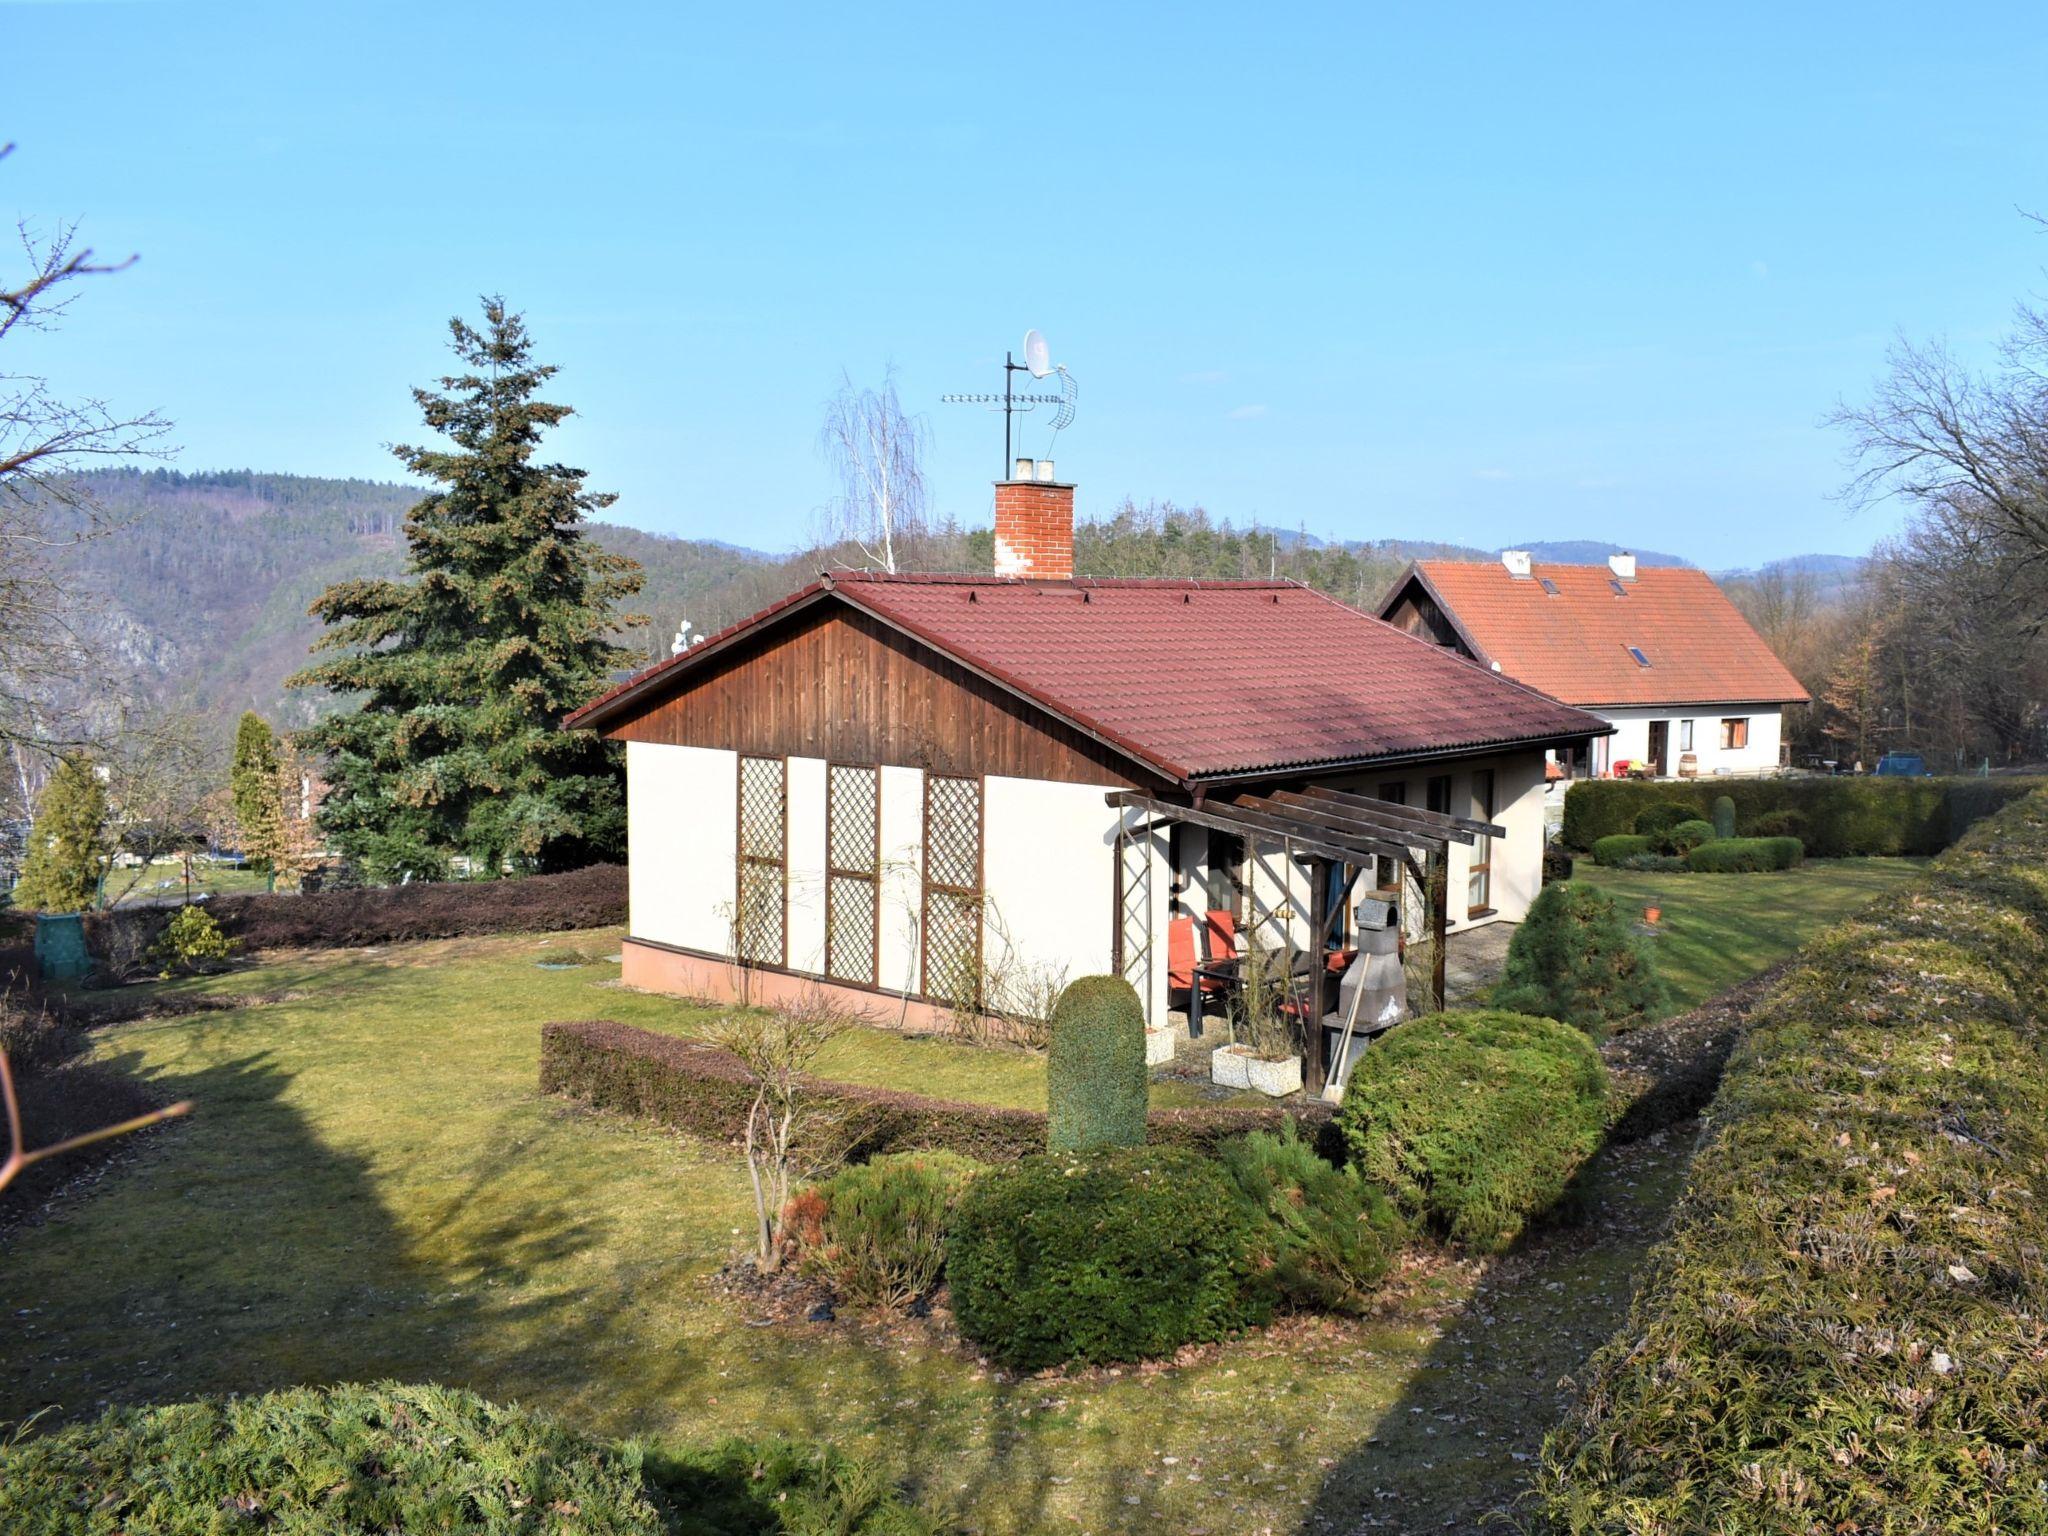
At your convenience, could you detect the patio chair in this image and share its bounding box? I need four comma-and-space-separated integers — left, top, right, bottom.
1168, 915, 1232, 1012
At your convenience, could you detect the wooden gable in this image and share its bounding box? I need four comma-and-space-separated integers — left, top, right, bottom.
602, 599, 1165, 788
1382, 575, 1475, 658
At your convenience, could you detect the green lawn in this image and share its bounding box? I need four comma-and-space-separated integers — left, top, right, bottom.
1575, 856, 1926, 1015
3, 927, 1697, 1533
105, 862, 277, 907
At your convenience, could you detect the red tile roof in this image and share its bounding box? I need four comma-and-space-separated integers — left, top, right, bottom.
1396, 561, 1810, 709
568, 572, 1609, 783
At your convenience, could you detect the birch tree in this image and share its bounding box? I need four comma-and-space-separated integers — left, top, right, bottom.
818, 368, 930, 574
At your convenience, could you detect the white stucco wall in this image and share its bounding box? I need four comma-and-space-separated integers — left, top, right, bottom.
980, 774, 1121, 1009
625, 741, 738, 953
876, 765, 926, 1001
1588, 705, 1785, 777
784, 757, 828, 975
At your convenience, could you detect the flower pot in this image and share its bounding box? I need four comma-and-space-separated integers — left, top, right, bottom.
1211, 1044, 1302, 1097
1644, 906, 1661, 925
1144, 1025, 1178, 1067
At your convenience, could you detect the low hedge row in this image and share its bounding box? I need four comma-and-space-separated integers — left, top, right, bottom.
1682, 834, 1803, 872
1560, 775, 2038, 856
540, 1019, 1329, 1163
1535, 787, 2048, 1530
85, 863, 627, 969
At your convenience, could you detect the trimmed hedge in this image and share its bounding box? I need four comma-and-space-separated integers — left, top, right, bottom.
948, 1146, 1269, 1368
540, 1019, 1329, 1164
0, 1380, 953, 1534
1682, 834, 1803, 872
1590, 833, 1653, 867
1664, 818, 1716, 855
1630, 801, 1697, 838
1535, 787, 2048, 1530
1336, 1010, 1608, 1252
85, 863, 627, 969
1560, 775, 2040, 856
1045, 975, 1146, 1152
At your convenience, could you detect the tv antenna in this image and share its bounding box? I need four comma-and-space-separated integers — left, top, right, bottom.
942, 329, 1079, 475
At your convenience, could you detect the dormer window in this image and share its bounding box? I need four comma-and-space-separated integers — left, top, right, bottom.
1626, 645, 1651, 667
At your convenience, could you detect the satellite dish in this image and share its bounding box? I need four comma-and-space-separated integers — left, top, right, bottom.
1023, 328, 1053, 379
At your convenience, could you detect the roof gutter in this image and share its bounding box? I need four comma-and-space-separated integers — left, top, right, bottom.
1184, 726, 1613, 788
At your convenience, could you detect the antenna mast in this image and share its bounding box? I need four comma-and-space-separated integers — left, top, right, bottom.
943, 329, 1078, 474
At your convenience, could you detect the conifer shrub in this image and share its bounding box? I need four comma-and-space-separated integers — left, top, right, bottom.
787, 1150, 983, 1310
14, 754, 109, 914
0, 1382, 952, 1536
1335, 1009, 1607, 1252
150, 904, 234, 977
948, 1146, 1269, 1368
1683, 834, 1804, 872
1590, 833, 1653, 867
1629, 800, 1696, 839
1044, 974, 1146, 1152
1710, 793, 1737, 840
1744, 806, 1810, 846
1217, 1119, 1406, 1314
1662, 817, 1716, 855
1492, 881, 1668, 1033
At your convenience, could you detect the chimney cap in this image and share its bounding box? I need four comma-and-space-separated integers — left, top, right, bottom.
1501, 549, 1533, 579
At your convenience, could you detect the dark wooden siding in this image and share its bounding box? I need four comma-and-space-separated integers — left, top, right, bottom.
605, 603, 1162, 789
1383, 581, 1472, 656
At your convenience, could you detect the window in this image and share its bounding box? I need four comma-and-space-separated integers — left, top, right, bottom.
1425, 775, 1453, 816
1678, 718, 1694, 753
1204, 832, 1246, 919
1626, 645, 1651, 668
1375, 782, 1406, 890
922, 774, 984, 1009
1610, 578, 1630, 597
1720, 717, 1751, 751
1467, 769, 1495, 916
735, 756, 787, 967
1539, 577, 1560, 596
825, 764, 879, 985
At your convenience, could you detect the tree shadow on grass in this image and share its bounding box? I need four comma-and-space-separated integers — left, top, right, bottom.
0, 1045, 700, 1433
1292, 1127, 1696, 1534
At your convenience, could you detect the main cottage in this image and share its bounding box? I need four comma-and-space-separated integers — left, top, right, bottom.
567, 470, 1607, 1079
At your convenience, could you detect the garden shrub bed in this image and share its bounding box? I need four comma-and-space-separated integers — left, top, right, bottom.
84, 862, 627, 969
540, 1019, 1329, 1162
1682, 833, 1803, 872
1560, 775, 2039, 856
1536, 787, 2048, 1530
0, 1380, 949, 1535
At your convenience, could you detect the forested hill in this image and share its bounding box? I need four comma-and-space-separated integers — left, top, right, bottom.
54, 468, 1723, 740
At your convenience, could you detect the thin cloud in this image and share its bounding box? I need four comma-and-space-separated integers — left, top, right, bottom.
1228, 403, 1268, 420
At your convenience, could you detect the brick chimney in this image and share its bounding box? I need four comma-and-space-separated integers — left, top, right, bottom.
993, 459, 1074, 580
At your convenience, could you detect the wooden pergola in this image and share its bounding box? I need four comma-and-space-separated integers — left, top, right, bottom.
1108, 784, 1506, 1094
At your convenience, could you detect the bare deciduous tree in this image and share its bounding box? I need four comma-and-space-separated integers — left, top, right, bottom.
818, 368, 930, 574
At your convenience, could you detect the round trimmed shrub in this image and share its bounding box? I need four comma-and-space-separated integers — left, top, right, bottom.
1630, 801, 1697, 838
949, 1146, 1270, 1368
787, 1150, 982, 1309
1492, 880, 1668, 1034
1218, 1119, 1407, 1314
1045, 974, 1146, 1152
1590, 832, 1654, 867
1746, 807, 1810, 846
1663, 818, 1716, 855
1336, 1010, 1608, 1252
1711, 794, 1737, 841
0, 1382, 668, 1535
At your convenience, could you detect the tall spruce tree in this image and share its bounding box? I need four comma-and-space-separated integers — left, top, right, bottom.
14, 754, 111, 912
290, 299, 643, 880
230, 711, 285, 872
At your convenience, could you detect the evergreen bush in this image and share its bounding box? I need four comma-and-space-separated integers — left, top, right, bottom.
0, 1382, 952, 1536
1561, 775, 2040, 855
1663, 818, 1716, 855
1590, 833, 1653, 867
14, 754, 109, 914
1629, 801, 1697, 838
948, 1146, 1269, 1368
787, 1150, 982, 1310
1745, 807, 1810, 846
150, 904, 234, 977
1335, 1009, 1608, 1252
1217, 1119, 1406, 1314
1683, 835, 1804, 872
1492, 881, 1668, 1033
1044, 974, 1147, 1152
1710, 794, 1737, 840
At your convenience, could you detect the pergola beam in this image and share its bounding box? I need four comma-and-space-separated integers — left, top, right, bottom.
1297, 784, 1504, 840
1105, 792, 1375, 870
1241, 792, 1455, 856
1227, 795, 1415, 865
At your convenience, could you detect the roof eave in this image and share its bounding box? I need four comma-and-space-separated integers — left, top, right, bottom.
1183, 723, 1615, 786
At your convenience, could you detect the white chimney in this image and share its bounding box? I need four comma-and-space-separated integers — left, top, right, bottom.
1501, 549, 1533, 579
1608, 551, 1637, 583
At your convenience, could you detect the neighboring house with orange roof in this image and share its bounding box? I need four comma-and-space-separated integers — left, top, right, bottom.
1377, 551, 1809, 781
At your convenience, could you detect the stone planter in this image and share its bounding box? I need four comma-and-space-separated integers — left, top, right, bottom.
1211, 1044, 1303, 1097
1144, 1025, 1178, 1067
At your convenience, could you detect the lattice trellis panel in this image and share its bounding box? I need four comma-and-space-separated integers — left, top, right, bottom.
922, 775, 983, 1008
827, 875, 877, 983
825, 765, 880, 983
924, 776, 981, 889
735, 757, 786, 966
827, 765, 879, 874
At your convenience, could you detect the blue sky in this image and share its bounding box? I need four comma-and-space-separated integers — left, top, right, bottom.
7, 1, 2048, 566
